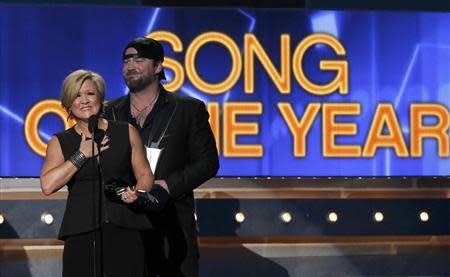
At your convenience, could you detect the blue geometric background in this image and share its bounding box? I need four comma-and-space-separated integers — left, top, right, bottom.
1, 6, 449, 176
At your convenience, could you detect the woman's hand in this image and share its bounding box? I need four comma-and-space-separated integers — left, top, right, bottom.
121, 186, 138, 204
78, 132, 110, 158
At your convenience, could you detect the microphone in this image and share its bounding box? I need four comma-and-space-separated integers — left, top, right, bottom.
94, 129, 106, 144
88, 114, 105, 144
88, 114, 99, 133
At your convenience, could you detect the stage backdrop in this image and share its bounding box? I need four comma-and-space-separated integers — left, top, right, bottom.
0, 6, 449, 176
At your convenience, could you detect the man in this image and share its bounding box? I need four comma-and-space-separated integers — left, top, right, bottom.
105, 37, 219, 277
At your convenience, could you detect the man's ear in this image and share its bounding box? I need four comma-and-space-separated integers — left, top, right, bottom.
155, 61, 163, 75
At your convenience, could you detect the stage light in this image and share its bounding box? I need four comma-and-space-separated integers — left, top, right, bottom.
0, 214, 4, 224
374, 212, 384, 222
41, 213, 54, 225
311, 12, 338, 38
327, 212, 338, 223
194, 212, 198, 221
235, 212, 245, 223
419, 211, 429, 222
280, 212, 292, 223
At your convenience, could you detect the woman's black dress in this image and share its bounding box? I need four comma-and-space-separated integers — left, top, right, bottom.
56, 120, 154, 277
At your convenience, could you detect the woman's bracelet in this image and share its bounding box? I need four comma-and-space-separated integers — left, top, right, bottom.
68, 150, 87, 169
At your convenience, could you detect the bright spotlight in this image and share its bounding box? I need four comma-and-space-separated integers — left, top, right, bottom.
419, 211, 429, 222
280, 212, 292, 223
374, 212, 384, 222
327, 212, 338, 223
235, 212, 245, 223
41, 213, 54, 225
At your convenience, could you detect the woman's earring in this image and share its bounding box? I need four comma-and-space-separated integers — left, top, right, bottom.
67, 109, 73, 121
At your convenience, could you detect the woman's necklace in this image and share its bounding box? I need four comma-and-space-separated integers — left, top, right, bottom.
131, 94, 159, 126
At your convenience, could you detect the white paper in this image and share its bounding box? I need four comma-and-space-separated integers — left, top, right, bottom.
145, 147, 163, 174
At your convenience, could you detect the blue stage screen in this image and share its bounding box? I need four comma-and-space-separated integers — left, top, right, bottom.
0, 6, 449, 176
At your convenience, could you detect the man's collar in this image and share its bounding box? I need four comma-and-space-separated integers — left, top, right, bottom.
132, 84, 172, 129
117, 93, 131, 110
109, 94, 131, 122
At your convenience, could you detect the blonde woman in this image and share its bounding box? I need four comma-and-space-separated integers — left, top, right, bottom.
40, 69, 168, 277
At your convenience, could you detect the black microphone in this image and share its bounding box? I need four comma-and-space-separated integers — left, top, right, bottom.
94, 129, 106, 144
88, 114, 99, 133
88, 115, 105, 144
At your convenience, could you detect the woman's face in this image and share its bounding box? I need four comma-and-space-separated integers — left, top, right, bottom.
70, 79, 101, 121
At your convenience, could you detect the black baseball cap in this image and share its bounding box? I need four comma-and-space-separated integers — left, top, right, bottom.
123, 37, 166, 80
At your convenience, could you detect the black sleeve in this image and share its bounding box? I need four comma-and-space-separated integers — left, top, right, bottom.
134, 184, 169, 212
165, 101, 220, 199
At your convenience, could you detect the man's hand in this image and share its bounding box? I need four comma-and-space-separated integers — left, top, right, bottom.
154, 179, 170, 194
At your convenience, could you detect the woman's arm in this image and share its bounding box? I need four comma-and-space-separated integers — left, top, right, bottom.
121, 184, 169, 212
40, 133, 110, 195
129, 124, 154, 192
123, 124, 170, 211
40, 136, 79, 195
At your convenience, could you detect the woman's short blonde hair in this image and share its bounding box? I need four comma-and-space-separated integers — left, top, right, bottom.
60, 69, 106, 111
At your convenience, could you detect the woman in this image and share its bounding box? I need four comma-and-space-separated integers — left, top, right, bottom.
40, 69, 168, 277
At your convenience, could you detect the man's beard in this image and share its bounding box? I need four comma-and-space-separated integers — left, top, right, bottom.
125, 73, 153, 93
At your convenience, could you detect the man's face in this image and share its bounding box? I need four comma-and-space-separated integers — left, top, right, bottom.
123, 47, 162, 92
